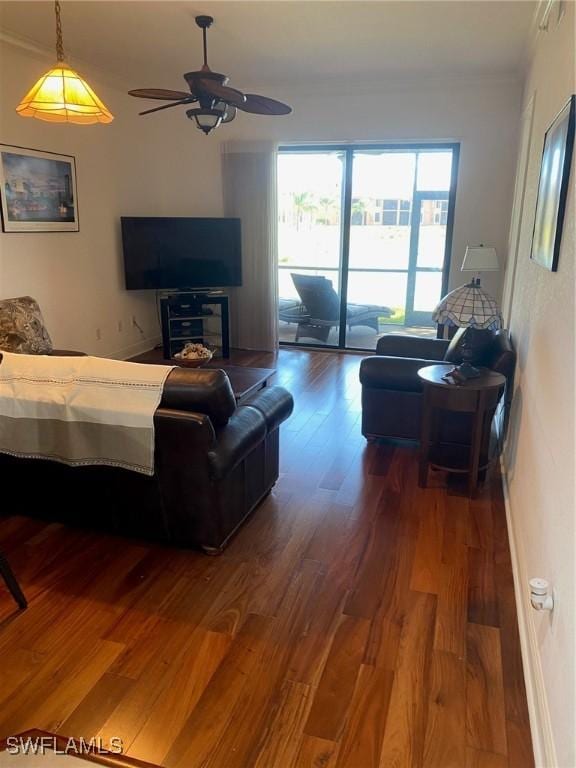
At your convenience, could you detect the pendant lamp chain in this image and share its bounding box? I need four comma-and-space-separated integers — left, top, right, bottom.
55, 0, 65, 62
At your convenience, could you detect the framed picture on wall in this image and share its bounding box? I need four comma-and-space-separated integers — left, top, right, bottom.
0, 144, 79, 233
530, 95, 575, 271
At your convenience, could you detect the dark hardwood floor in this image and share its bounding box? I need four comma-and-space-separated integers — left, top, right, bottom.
0, 348, 533, 768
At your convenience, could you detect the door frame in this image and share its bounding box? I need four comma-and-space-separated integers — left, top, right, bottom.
278, 142, 460, 350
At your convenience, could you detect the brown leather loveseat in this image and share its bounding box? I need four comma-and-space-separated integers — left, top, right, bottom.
0, 367, 293, 553
359, 330, 516, 448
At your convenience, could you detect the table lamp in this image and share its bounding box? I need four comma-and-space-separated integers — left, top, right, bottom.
432, 245, 503, 377
461, 244, 499, 285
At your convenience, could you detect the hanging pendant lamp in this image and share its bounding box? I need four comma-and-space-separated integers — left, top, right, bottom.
16, 0, 113, 125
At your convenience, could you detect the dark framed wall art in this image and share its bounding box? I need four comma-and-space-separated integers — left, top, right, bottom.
530, 95, 575, 271
0, 144, 79, 233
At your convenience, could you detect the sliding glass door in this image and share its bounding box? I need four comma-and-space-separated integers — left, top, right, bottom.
278, 151, 344, 346
278, 144, 459, 350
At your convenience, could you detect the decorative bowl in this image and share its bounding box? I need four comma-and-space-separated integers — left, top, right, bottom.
173, 350, 214, 367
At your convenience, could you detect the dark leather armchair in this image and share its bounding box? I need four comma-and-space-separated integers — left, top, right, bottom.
0, 368, 293, 554
359, 330, 516, 445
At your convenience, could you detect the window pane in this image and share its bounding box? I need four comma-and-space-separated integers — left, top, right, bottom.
277, 152, 344, 347
417, 198, 448, 268
349, 152, 416, 272
277, 152, 343, 270
416, 151, 452, 191
344, 271, 408, 350
414, 271, 443, 312
347, 271, 408, 318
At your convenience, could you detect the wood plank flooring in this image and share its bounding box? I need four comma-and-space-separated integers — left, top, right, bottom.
0, 348, 533, 767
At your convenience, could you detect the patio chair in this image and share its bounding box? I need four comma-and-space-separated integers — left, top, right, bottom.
290, 273, 392, 343
278, 297, 310, 325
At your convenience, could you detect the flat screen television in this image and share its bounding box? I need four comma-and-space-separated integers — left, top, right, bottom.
121, 216, 242, 290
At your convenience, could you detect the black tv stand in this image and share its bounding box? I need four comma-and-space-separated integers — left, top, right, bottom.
160, 291, 230, 360
179, 288, 224, 295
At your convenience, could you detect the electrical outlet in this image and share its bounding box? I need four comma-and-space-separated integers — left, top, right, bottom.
96, 328, 102, 341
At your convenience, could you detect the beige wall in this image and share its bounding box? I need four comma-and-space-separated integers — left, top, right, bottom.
0, 41, 222, 357
219, 75, 522, 301
0, 36, 522, 355
502, 3, 575, 766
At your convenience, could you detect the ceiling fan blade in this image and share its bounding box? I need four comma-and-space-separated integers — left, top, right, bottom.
237, 94, 292, 116
195, 79, 246, 107
129, 88, 192, 101
139, 99, 194, 116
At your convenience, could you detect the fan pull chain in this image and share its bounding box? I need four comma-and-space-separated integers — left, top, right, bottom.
55, 0, 65, 62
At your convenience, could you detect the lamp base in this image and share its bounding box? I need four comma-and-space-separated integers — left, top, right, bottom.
456, 362, 481, 378
459, 326, 493, 367
442, 362, 481, 385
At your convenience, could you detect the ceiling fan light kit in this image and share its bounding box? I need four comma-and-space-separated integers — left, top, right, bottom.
128, 15, 292, 135
16, 0, 114, 125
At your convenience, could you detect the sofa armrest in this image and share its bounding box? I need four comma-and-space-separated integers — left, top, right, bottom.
208, 406, 267, 480
242, 386, 294, 433
160, 368, 236, 427
154, 408, 216, 484
360, 356, 441, 392
375, 334, 449, 361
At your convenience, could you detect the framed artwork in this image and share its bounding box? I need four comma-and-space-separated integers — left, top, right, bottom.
530, 94, 575, 271
0, 144, 79, 233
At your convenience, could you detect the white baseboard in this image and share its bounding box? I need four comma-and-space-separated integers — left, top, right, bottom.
500, 457, 558, 767
105, 335, 161, 361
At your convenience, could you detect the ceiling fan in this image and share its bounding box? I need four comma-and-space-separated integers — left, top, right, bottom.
128, 15, 292, 135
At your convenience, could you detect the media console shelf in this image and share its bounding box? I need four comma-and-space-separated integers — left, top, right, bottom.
160, 292, 230, 360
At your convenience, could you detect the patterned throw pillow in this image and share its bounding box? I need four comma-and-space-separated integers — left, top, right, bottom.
0, 296, 53, 354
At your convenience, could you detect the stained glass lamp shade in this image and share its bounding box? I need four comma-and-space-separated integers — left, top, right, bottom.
432, 282, 502, 330
16, 64, 113, 124
16, 1, 113, 125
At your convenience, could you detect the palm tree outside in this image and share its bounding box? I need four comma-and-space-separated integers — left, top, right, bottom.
292, 191, 317, 230
318, 196, 336, 225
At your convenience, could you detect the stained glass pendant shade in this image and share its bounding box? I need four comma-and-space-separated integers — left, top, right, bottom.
16, 1, 113, 125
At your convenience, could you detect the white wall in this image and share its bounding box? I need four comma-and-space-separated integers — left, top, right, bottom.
0, 41, 222, 357
219, 75, 523, 301
0, 39, 523, 355
501, 3, 575, 766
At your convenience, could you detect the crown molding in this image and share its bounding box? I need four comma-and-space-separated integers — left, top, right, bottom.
521, 0, 565, 75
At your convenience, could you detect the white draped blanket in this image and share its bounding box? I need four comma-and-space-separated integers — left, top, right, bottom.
0, 352, 174, 475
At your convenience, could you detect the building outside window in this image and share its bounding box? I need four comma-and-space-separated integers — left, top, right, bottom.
382, 198, 411, 226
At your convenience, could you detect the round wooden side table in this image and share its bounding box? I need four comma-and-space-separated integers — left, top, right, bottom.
417, 364, 506, 497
